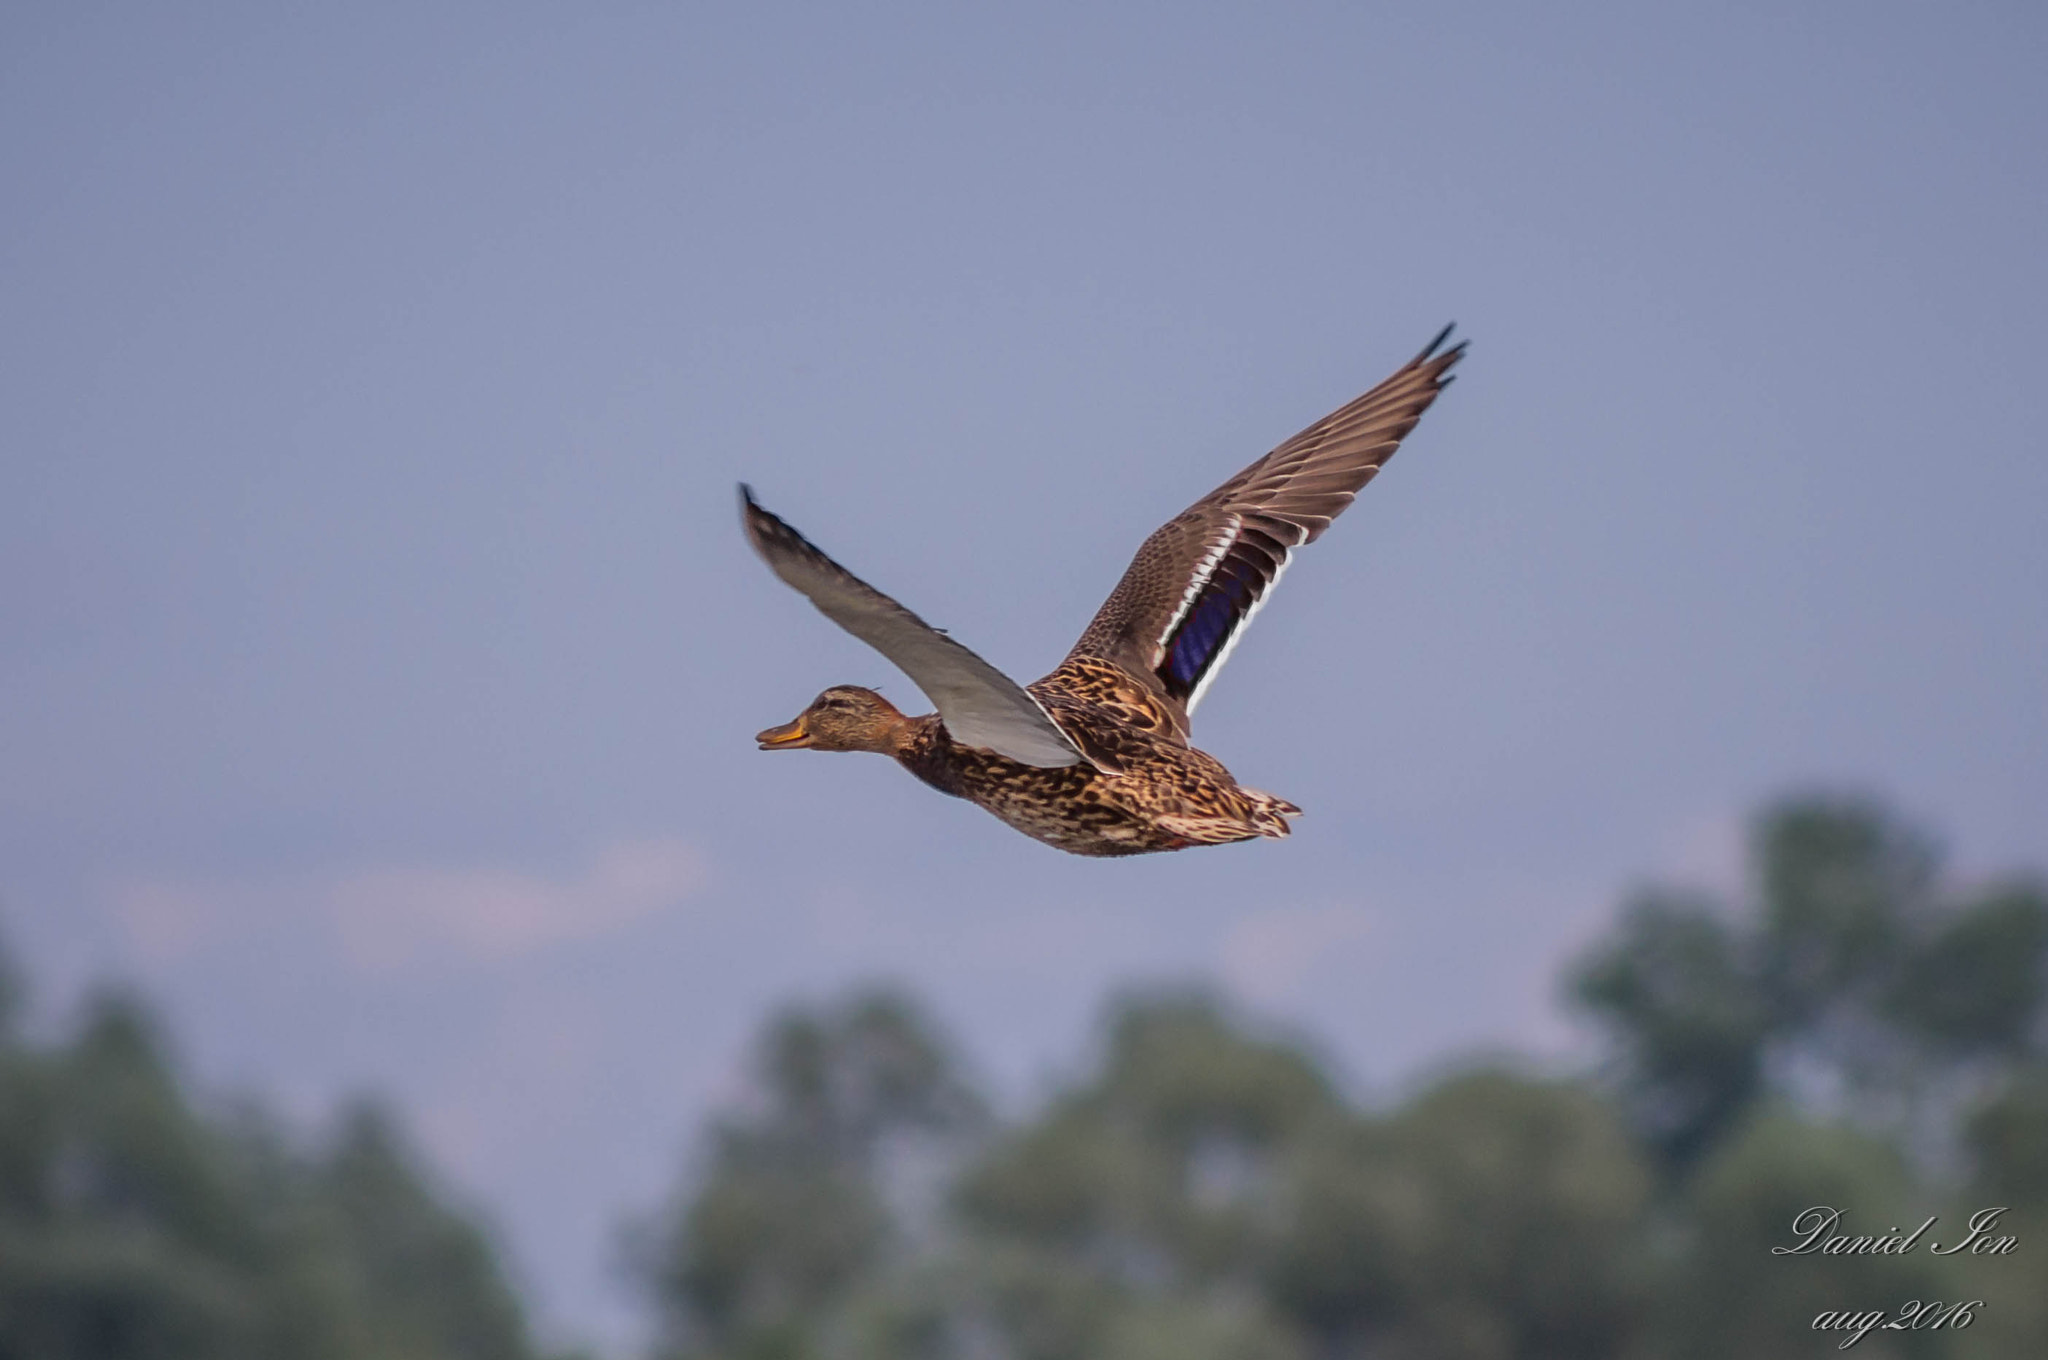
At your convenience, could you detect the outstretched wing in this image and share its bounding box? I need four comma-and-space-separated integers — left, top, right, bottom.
740, 487, 1086, 768
1066, 326, 1465, 727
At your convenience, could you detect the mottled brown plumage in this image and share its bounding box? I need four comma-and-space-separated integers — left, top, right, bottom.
743, 328, 1464, 856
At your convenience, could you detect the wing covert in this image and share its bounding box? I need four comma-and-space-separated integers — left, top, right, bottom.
1067, 326, 1465, 724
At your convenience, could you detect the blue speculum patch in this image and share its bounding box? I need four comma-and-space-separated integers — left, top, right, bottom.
1166, 558, 1261, 691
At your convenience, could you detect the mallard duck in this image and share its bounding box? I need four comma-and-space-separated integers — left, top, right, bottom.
742, 327, 1465, 856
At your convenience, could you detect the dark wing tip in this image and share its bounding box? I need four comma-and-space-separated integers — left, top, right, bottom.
737, 486, 851, 590
1415, 326, 1467, 387
738, 483, 799, 561
1412, 324, 1467, 378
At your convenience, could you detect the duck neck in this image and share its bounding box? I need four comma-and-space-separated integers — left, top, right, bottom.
862, 711, 920, 758
894, 716, 968, 798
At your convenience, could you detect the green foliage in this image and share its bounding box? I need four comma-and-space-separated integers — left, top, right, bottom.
1659, 1114, 1950, 1360
1957, 1067, 2048, 1355
640, 792, 2045, 1360
959, 990, 1336, 1280
1882, 882, 2048, 1057
0, 929, 21, 1036
663, 1149, 888, 1354
315, 1099, 538, 1360
635, 990, 983, 1360
753, 992, 987, 1166
1274, 1071, 1651, 1360
0, 965, 549, 1360
9, 787, 2045, 1360
1753, 797, 1938, 1020
952, 991, 1334, 1360
1570, 794, 2048, 1174
1966, 1066, 2048, 1209
1571, 890, 1769, 1169
646, 991, 1657, 1360
0, 993, 297, 1360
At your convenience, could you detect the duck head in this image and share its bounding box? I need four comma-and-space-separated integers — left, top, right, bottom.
756, 686, 912, 755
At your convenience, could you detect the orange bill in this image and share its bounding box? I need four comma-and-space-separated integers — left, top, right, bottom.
755, 718, 813, 749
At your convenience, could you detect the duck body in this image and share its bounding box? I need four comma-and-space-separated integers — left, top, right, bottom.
742, 327, 1464, 857
894, 658, 1299, 857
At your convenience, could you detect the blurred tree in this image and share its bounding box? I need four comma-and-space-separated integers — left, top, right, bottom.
1955, 1066, 2048, 1358
312, 1099, 538, 1360
635, 989, 984, 1360
1570, 889, 1769, 1171
1967, 1066, 2048, 1209
1570, 795, 2048, 1175
1657, 1113, 1952, 1360
0, 926, 21, 1036
1268, 1071, 1651, 1360
1882, 881, 2048, 1061
636, 793, 2044, 1359
0, 940, 555, 1360
1753, 798, 1938, 1025
960, 991, 1336, 1283
953, 996, 1657, 1360
0, 992, 295, 1360
954, 991, 1330, 1360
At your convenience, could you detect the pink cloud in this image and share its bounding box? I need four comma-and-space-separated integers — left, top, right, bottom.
111, 838, 705, 972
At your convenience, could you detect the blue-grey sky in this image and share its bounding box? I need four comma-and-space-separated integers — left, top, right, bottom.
4, 2, 2044, 1351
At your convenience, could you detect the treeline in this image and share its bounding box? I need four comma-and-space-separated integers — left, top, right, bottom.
632, 796, 2048, 1360
3, 794, 2043, 1359
0, 955, 569, 1360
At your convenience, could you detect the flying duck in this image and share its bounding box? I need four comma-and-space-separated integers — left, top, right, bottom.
742, 326, 1464, 856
